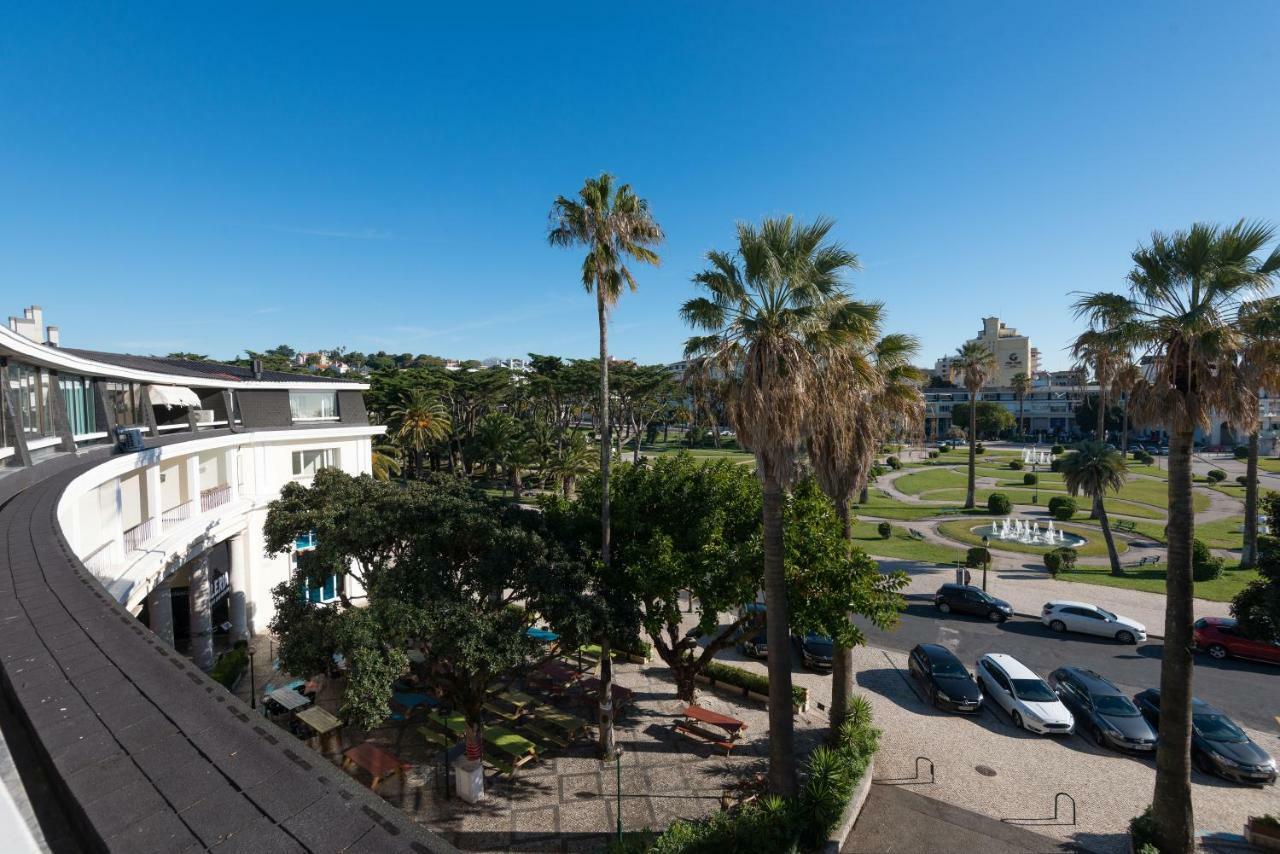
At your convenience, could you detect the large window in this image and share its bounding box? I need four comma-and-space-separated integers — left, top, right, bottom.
292, 448, 338, 478
60, 375, 97, 436
104, 381, 144, 427
9, 363, 54, 436
289, 391, 339, 421
293, 531, 339, 603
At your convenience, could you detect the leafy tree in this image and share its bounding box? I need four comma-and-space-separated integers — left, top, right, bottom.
1232, 496, 1280, 642
548, 172, 664, 756
164, 351, 210, 361
389, 387, 452, 477
949, 401, 1015, 439
371, 441, 403, 481
1080, 220, 1280, 853
1072, 394, 1125, 437
1058, 442, 1126, 576
1236, 298, 1280, 567
951, 341, 997, 509
682, 215, 878, 795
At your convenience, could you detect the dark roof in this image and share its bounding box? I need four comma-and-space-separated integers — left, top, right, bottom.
1058, 666, 1121, 694
917, 643, 964, 663
60, 348, 359, 385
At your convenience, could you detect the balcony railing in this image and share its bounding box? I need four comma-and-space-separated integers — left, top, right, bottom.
161, 501, 194, 531
122, 519, 157, 553
200, 484, 231, 513
82, 541, 118, 577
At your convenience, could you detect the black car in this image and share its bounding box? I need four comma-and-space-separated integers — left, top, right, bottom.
792, 633, 834, 670
1134, 689, 1276, 785
739, 630, 768, 659
908, 643, 983, 713
1048, 666, 1156, 753
934, 584, 1014, 622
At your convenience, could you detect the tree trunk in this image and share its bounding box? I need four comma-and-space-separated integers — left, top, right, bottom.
464, 720, 483, 762
596, 289, 615, 759
964, 396, 977, 508
830, 496, 854, 733
1018, 397, 1026, 442
1152, 427, 1196, 854
663, 422, 669, 442
1120, 402, 1130, 459
1243, 431, 1260, 568
511, 467, 522, 501
674, 665, 697, 704
1096, 498, 1123, 576
761, 474, 797, 795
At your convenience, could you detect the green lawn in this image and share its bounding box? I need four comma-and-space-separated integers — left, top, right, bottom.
850, 521, 966, 564
895, 468, 970, 495
1256, 457, 1280, 474
936, 518, 1126, 559
918, 488, 1168, 520
1056, 562, 1258, 603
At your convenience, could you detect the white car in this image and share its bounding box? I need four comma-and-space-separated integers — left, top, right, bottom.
1041, 601, 1147, 644
975, 653, 1074, 735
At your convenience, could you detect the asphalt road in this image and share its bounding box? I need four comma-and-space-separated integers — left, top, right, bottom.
851, 593, 1280, 732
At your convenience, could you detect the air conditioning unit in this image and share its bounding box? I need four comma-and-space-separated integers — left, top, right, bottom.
115, 427, 145, 453
195, 409, 216, 424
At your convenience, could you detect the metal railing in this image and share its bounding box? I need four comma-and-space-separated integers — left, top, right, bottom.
200, 484, 231, 513
82, 541, 118, 577
160, 501, 193, 531
122, 518, 156, 553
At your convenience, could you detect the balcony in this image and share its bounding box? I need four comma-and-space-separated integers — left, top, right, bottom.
122, 518, 157, 553
161, 501, 194, 532
200, 484, 231, 513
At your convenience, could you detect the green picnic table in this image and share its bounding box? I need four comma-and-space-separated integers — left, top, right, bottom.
499, 689, 538, 711
534, 706, 588, 738
484, 725, 538, 767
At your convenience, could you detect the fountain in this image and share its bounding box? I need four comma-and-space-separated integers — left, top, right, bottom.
973, 516, 1086, 549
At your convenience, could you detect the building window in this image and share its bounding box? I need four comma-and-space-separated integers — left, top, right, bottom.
60, 375, 96, 436
292, 448, 338, 477
289, 391, 339, 421
9, 363, 54, 436
293, 531, 339, 603
105, 381, 144, 427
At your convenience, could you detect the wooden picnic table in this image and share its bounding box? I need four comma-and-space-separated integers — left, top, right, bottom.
533, 706, 588, 738
681, 705, 747, 738
295, 706, 342, 753
578, 678, 634, 708
499, 689, 539, 711
341, 742, 406, 793
265, 687, 311, 713
483, 725, 538, 768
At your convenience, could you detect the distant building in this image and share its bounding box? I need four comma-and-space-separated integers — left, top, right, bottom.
933, 317, 1040, 387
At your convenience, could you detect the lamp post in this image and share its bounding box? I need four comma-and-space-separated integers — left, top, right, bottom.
614, 745, 624, 843
980, 535, 990, 592
247, 644, 256, 710
1032, 448, 1039, 505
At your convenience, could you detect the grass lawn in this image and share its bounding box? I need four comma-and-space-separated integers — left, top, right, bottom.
1056, 562, 1258, 603
895, 468, 969, 495
1257, 457, 1280, 474
918, 488, 1168, 520
1112, 478, 1211, 512
850, 521, 967, 564
936, 518, 1126, 559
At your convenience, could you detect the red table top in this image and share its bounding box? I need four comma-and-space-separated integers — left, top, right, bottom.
681, 705, 747, 733
344, 742, 404, 777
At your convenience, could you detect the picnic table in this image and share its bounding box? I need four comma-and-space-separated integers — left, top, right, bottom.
578, 678, 634, 709
295, 706, 342, 752
499, 689, 538, 712
265, 687, 311, 713
673, 705, 747, 756
483, 725, 538, 768
342, 742, 407, 793
530, 660, 582, 693
681, 705, 747, 738
526, 627, 559, 643
533, 706, 588, 738
390, 691, 435, 721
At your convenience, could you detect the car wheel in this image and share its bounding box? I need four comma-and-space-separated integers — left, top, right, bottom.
937, 602, 951, 614
1050, 619, 1066, 633
989, 610, 1005, 622
1116, 630, 1136, 645
1012, 710, 1024, 730
1207, 643, 1229, 660
929, 686, 939, 708
1093, 725, 1107, 747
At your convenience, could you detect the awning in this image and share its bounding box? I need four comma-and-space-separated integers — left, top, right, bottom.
148, 385, 202, 408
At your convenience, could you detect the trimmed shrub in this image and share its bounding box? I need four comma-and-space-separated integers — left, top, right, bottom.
1234, 445, 1250, 460
974, 443, 986, 455
1192, 538, 1224, 582
1047, 496, 1077, 521
965, 546, 990, 568
886, 456, 901, 470
1050, 546, 1078, 570
1237, 475, 1249, 486
1129, 806, 1159, 854
1050, 457, 1063, 473
1206, 469, 1227, 483
704, 661, 807, 708
1051, 444, 1064, 455
928, 450, 939, 459
938, 445, 952, 453
1133, 449, 1153, 464
1009, 459, 1023, 470
987, 493, 1012, 515
1043, 551, 1063, 577
1023, 473, 1038, 486
877, 521, 892, 539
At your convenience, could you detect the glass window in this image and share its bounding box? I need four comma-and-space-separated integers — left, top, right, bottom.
1011, 679, 1057, 702
9, 363, 54, 436
289, 391, 339, 421
291, 448, 338, 477
60, 375, 96, 436
105, 381, 143, 427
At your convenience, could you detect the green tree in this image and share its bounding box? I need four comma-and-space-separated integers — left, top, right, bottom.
1231, 495, 1280, 642
1111, 361, 1144, 458
548, 173, 664, 756
1010, 371, 1032, 439
951, 341, 998, 509
949, 401, 1015, 438
389, 387, 452, 477
682, 215, 879, 795
1080, 220, 1280, 853
370, 441, 403, 482
1236, 298, 1280, 567
1058, 441, 1127, 576
546, 430, 596, 499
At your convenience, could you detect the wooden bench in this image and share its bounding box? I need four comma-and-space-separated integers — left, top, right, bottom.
673, 720, 735, 755
1131, 555, 1159, 567
908, 529, 926, 541
1114, 519, 1137, 533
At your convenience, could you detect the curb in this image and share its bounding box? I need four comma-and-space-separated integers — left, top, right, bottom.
821, 756, 875, 854
1013, 611, 1163, 641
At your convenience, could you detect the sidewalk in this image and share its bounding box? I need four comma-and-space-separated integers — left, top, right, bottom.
875, 557, 1231, 639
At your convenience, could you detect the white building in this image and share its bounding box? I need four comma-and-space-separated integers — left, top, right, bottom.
933, 317, 1041, 388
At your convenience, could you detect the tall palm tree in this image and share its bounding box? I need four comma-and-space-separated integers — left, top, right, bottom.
951, 341, 997, 508
682, 215, 879, 794
371, 441, 403, 482
1058, 441, 1126, 576
1010, 371, 1032, 441
1236, 298, 1280, 567
1111, 361, 1144, 459
547, 430, 595, 499
1072, 327, 1128, 521
1080, 220, 1279, 854
808, 333, 922, 731
548, 173, 663, 757
389, 388, 452, 478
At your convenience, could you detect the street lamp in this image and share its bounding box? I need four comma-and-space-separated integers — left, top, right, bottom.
614, 745, 624, 843
980, 535, 990, 592
247, 644, 256, 710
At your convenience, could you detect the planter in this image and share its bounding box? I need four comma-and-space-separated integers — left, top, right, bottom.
1248, 818, 1280, 851
693, 672, 807, 714
819, 757, 874, 854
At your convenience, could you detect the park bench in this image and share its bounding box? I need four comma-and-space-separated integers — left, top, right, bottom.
673, 720, 736, 755
1131, 555, 1159, 567
908, 529, 926, 541
1114, 519, 1137, 533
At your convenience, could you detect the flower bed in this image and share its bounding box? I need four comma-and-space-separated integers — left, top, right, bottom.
698, 660, 808, 712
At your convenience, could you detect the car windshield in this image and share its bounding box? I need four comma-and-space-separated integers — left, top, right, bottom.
1194, 713, 1247, 743
969, 589, 994, 602
930, 657, 969, 678
1097, 606, 1117, 620
1011, 679, 1057, 702
1093, 695, 1140, 717
805, 636, 833, 652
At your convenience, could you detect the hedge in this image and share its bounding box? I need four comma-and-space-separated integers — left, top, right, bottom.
1192, 539, 1224, 582
987, 493, 1012, 515
877, 521, 892, 539
886, 456, 901, 470
1206, 469, 1227, 483
1234, 445, 1250, 460
1051, 444, 1064, 455
1008, 459, 1023, 471
210, 643, 249, 691
1023, 473, 1038, 486
704, 660, 807, 709
1047, 495, 1077, 521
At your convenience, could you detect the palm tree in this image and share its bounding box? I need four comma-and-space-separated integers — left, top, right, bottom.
1080, 220, 1279, 854
1058, 442, 1126, 576
1111, 361, 1144, 459
808, 333, 922, 731
549, 173, 663, 757
1010, 372, 1032, 441
1072, 326, 1128, 521
371, 441, 403, 482
682, 215, 879, 794
389, 388, 452, 478
1236, 298, 1280, 567
951, 341, 997, 508
547, 431, 595, 499
473, 413, 526, 495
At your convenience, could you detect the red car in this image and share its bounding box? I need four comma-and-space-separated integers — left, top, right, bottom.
1194, 617, 1280, 665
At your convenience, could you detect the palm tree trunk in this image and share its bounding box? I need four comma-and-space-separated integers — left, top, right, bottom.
830, 496, 853, 733
1091, 385, 1107, 520
596, 289, 615, 759
1096, 498, 1123, 576
1120, 402, 1130, 459
1242, 431, 1260, 568
761, 473, 796, 796
1018, 397, 1026, 442
964, 400, 977, 508
1152, 427, 1196, 854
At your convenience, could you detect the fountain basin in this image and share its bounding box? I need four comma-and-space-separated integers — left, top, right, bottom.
972, 522, 1087, 550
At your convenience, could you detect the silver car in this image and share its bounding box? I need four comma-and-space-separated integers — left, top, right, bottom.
1041, 600, 1146, 644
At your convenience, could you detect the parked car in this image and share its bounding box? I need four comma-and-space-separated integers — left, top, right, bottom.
1194, 617, 1280, 665
792, 632, 834, 670
739, 630, 768, 659
908, 643, 983, 713
1134, 689, 1276, 785
1041, 601, 1146, 644
975, 653, 1074, 734
934, 584, 1014, 622
1048, 666, 1156, 752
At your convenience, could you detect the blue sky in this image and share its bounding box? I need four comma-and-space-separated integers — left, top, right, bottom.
2, 3, 1278, 370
